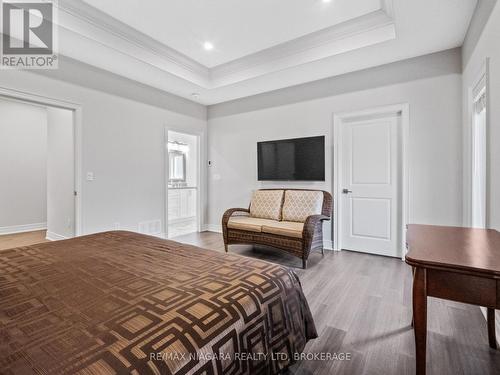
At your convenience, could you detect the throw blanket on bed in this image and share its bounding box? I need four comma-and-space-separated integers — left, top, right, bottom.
0, 231, 316, 374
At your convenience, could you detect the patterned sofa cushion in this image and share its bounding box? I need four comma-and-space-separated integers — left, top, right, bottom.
282, 190, 323, 222
250, 190, 284, 220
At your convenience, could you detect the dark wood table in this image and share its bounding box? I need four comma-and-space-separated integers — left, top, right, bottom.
405, 224, 500, 375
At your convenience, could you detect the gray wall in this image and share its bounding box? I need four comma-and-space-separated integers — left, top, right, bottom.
0, 99, 47, 230
33, 56, 207, 121
0, 67, 207, 236
207, 50, 464, 246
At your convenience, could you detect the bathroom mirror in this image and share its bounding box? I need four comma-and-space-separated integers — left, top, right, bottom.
169, 150, 186, 182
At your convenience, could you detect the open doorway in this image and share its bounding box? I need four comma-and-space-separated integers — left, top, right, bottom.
166, 130, 200, 238
0, 97, 76, 242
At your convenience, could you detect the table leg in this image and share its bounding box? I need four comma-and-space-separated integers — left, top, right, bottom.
413, 267, 427, 375
411, 267, 415, 327
487, 308, 497, 349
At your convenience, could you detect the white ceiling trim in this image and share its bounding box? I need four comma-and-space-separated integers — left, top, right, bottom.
54, 0, 396, 90
210, 9, 395, 87
56, 0, 210, 86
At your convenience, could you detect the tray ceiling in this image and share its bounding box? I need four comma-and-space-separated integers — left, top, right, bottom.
81, 0, 383, 67
47, 0, 476, 104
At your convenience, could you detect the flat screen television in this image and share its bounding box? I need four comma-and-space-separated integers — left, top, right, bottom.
257, 136, 325, 181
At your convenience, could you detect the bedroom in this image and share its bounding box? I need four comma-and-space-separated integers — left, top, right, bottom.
0, 0, 499, 374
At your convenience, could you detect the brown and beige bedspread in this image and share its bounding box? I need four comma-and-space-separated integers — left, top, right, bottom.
0, 231, 316, 374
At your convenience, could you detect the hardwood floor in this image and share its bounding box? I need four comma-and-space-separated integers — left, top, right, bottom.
3, 230, 500, 374
173, 231, 500, 375
0, 230, 49, 250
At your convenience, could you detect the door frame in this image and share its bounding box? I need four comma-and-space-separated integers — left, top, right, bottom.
332, 103, 409, 259
464, 58, 490, 228
164, 126, 206, 239
0, 85, 83, 237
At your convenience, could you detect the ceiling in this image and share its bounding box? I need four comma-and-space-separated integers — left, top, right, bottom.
53, 0, 477, 105
81, 0, 383, 68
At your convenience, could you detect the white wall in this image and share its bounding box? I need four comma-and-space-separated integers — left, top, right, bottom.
462, 1, 500, 231
0, 68, 207, 236
46, 107, 74, 239
0, 99, 47, 232
207, 69, 463, 246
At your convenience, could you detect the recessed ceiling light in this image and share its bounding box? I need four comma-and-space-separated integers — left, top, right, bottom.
203, 41, 214, 51
322, 0, 332, 3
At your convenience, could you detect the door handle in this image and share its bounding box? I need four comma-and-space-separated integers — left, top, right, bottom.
342, 189, 353, 194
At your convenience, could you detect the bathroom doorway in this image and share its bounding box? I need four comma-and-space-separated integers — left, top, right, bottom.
166, 130, 200, 238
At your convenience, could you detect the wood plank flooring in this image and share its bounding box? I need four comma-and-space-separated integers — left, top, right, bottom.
2, 230, 500, 374
0, 230, 48, 250
173, 231, 500, 375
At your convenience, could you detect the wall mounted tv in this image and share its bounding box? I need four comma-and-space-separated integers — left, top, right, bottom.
257, 136, 325, 181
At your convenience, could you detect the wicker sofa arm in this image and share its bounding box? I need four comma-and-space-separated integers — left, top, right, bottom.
222, 208, 250, 250
222, 208, 250, 227
303, 214, 330, 233
299, 214, 330, 268
303, 214, 330, 245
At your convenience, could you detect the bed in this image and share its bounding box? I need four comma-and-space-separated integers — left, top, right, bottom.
0, 231, 316, 374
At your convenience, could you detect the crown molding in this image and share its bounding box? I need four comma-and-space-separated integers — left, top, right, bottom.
49, 0, 396, 93
210, 9, 395, 87
207, 48, 462, 117
55, 0, 210, 86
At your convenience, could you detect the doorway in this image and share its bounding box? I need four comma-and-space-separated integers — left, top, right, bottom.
166, 130, 200, 238
0, 97, 76, 240
333, 104, 409, 258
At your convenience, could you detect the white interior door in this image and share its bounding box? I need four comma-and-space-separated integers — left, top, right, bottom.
341, 114, 400, 257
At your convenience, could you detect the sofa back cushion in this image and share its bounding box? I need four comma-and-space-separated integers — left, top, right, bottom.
282, 190, 323, 222
250, 190, 284, 220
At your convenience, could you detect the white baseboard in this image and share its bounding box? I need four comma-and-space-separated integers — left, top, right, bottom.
45, 231, 68, 241
205, 224, 222, 233
324, 240, 336, 251
0, 222, 47, 235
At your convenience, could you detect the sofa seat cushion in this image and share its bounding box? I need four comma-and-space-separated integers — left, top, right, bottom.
282, 190, 323, 222
262, 221, 304, 239
249, 190, 284, 220
227, 217, 278, 233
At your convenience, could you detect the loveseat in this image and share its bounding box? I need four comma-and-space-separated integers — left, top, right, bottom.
222, 189, 332, 268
